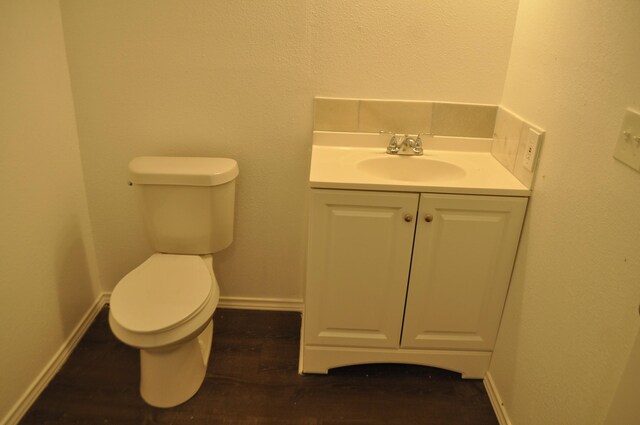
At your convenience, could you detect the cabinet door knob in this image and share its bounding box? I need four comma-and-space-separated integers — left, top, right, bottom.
404, 214, 414, 222
425, 214, 434, 222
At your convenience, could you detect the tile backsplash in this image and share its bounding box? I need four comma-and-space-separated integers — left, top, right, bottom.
491, 106, 545, 188
358, 100, 432, 134
431, 103, 497, 138
314, 97, 496, 138
313, 97, 544, 189
313, 98, 360, 132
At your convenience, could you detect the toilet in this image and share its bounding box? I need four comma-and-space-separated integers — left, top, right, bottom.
108, 156, 238, 408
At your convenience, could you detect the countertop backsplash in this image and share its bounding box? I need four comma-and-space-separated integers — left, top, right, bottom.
313, 97, 544, 189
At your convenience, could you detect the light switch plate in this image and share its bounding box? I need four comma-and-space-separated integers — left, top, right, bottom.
613, 109, 640, 172
523, 128, 541, 172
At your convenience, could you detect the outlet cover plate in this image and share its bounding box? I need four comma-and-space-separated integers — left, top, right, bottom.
523, 128, 541, 172
613, 109, 640, 172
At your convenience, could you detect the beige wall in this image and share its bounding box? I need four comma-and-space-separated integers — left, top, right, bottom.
0, 1, 101, 422
489, 1, 640, 424
58, 0, 519, 299
603, 329, 640, 425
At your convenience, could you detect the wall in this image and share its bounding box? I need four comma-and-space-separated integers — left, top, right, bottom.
58, 0, 519, 301
603, 329, 640, 425
489, 1, 640, 424
0, 1, 101, 423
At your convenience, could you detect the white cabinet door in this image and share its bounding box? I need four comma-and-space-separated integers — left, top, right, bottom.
304, 189, 418, 348
401, 194, 527, 351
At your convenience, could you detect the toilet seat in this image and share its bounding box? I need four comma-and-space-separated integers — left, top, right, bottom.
111, 253, 213, 334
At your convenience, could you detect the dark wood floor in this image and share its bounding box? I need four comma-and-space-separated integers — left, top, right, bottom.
20, 307, 498, 425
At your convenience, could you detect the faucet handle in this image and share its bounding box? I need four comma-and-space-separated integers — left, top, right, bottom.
380, 131, 401, 154
410, 132, 432, 155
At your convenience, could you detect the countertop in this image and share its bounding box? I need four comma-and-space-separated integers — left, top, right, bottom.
309, 132, 531, 197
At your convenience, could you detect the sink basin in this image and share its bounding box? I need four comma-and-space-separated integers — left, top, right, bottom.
357, 156, 466, 182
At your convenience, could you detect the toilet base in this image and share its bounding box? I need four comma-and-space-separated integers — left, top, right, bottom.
139, 320, 213, 408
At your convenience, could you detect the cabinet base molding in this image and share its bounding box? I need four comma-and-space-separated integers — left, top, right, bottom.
301, 345, 490, 379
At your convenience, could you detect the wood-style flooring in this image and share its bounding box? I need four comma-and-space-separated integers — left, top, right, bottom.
20, 307, 498, 425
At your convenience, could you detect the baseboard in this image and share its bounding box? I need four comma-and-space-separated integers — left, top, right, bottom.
102, 292, 303, 313
2, 293, 109, 425
298, 313, 306, 375
218, 296, 303, 312
484, 371, 512, 425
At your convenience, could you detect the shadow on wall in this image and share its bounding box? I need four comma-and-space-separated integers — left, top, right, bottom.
603, 327, 640, 425
489, 210, 531, 395
54, 216, 96, 337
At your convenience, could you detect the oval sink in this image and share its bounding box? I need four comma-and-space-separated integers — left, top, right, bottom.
357, 156, 466, 182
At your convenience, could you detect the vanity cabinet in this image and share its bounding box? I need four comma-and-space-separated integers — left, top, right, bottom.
302, 189, 527, 378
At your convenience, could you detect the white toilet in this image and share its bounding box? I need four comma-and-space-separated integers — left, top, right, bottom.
108, 156, 238, 408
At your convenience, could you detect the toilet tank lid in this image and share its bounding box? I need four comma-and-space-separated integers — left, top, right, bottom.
129, 156, 239, 186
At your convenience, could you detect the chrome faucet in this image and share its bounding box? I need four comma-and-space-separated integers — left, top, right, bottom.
382, 132, 432, 156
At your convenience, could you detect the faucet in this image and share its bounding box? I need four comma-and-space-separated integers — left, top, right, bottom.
382, 132, 432, 156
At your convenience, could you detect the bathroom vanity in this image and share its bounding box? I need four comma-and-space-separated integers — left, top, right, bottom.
300, 132, 531, 378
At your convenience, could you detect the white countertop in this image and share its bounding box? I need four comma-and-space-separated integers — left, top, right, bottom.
309, 132, 531, 197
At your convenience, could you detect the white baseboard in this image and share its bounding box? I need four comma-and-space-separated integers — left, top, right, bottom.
484, 371, 512, 425
2, 293, 109, 425
218, 295, 303, 312
103, 291, 303, 312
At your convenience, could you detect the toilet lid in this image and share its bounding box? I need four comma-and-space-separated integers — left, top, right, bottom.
111, 254, 212, 333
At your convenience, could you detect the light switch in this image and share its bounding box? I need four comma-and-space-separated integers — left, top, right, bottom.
523, 128, 541, 172
613, 109, 640, 172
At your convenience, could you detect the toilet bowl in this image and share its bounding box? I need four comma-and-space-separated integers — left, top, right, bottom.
109, 253, 220, 407
109, 156, 238, 408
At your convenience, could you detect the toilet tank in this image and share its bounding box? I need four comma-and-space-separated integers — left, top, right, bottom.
128, 156, 238, 254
